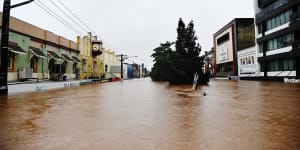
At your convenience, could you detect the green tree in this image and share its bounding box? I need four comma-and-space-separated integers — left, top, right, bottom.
150, 18, 208, 84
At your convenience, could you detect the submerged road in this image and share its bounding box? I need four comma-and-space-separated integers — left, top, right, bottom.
0, 78, 300, 150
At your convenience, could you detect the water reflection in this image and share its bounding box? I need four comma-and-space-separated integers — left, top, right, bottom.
0, 78, 299, 150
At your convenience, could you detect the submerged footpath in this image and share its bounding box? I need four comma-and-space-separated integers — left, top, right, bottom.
7, 79, 109, 94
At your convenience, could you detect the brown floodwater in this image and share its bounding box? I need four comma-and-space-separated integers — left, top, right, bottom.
0, 78, 299, 150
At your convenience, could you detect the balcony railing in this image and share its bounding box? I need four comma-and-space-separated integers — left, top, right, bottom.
258, 0, 277, 8
255, 0, 288, 19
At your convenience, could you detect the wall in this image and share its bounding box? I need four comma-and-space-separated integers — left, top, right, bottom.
215, 27, 234, 65
237, 46, 259, 77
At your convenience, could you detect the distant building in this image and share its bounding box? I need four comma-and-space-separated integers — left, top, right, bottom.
202, 48, 215, 74
254, 0, 300, 80
99, 49, 120, 78
213, 18, 256, 77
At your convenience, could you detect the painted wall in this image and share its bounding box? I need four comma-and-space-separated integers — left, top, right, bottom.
215, 27, 234, 65
237, 46, 259, 77
1, 13, 80, 81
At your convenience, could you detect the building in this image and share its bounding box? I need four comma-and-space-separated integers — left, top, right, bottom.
202, 48, 215, 74
99, 48, 120, 78
0, 13, 81, 82
254, 0, 300, 80
77, 32, 104, 79
213, 18, 256, 77
237, 46, 259, 78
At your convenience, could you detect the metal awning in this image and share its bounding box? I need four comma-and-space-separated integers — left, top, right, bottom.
47, 51, 62, 61
8, 42, 26, 54
29, 46, 46, 58
61, 54, 73, 62
72, 56, 81, 63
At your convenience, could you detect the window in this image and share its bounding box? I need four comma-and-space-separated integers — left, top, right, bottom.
251, 56, 254, 64
283, 59, 289, 71
259, 43, 263, 53
267, 33, 293, 51
30, 56, 38, 73
8, 52, 14, 70
82, 59, 87, 72
267, 59, 296, 71
63, 61, 67, 73
105, 64, 108, 72
276, 16, 281, 26
273, 39, 278, 49
73, 63, 77, 73
266, 10, 291, 31
217, 33, 230, 45
285, 11, 290, 22
280, 13, 285, 25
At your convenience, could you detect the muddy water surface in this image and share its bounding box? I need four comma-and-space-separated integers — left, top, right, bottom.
0, 78, 299, 150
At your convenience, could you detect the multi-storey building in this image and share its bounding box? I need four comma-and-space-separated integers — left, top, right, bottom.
0, 13, 81, 81
213, 18, 256, 77
77, 32, 104, 80
254, 0, 300, 80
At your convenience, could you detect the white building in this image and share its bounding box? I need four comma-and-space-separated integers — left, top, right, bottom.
238, 46, 259, 77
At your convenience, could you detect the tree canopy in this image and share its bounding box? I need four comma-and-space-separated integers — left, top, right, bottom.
150, 18, 209, 84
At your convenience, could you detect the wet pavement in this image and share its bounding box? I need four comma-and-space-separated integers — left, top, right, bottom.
0, 78, 300, 150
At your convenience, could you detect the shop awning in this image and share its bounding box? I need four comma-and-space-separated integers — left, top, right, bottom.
29, 46, 46, 58
8, 42, 26, 54
61, 54, 73, 62
72, 56, 81, 63
47, 51, 62, 61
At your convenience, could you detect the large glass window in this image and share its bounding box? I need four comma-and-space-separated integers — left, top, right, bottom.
267, 59, 296, 71
267, 33, 293, 51
266, 10, 291, 31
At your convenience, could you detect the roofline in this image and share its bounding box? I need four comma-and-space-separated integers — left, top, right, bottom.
213, 18, 254, 38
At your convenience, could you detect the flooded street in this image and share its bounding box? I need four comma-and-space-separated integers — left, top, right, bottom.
0, 78, 300, 150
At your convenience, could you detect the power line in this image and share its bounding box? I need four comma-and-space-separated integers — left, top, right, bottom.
34, 0, 84, 36
57, 0, 97, 36
49, 0, 88, 34
36, 0, 124, 55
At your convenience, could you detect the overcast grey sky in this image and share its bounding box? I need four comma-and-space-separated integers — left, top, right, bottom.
2, 0, 255, 69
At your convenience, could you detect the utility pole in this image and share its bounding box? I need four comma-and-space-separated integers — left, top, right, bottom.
120, 54, 123, 79
117, 54, 137, 79
0, 0, 34, 95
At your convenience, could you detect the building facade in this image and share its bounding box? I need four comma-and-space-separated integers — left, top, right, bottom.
0, 13, 80, 82
77, 33, 104, 80
213, 18, 256, 77
254, 0, 300, 80
99, 49, 120, 78
237, 46, 259, 77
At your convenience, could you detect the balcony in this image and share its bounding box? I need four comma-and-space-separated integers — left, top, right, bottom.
255, 0, 289, 24
258, 0, 277, 8
290, 11, 300, 31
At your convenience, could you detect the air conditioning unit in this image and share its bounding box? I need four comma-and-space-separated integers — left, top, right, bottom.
19, 67, 33, 79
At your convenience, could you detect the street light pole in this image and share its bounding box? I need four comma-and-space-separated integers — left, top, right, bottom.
0, 0, 34, 95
